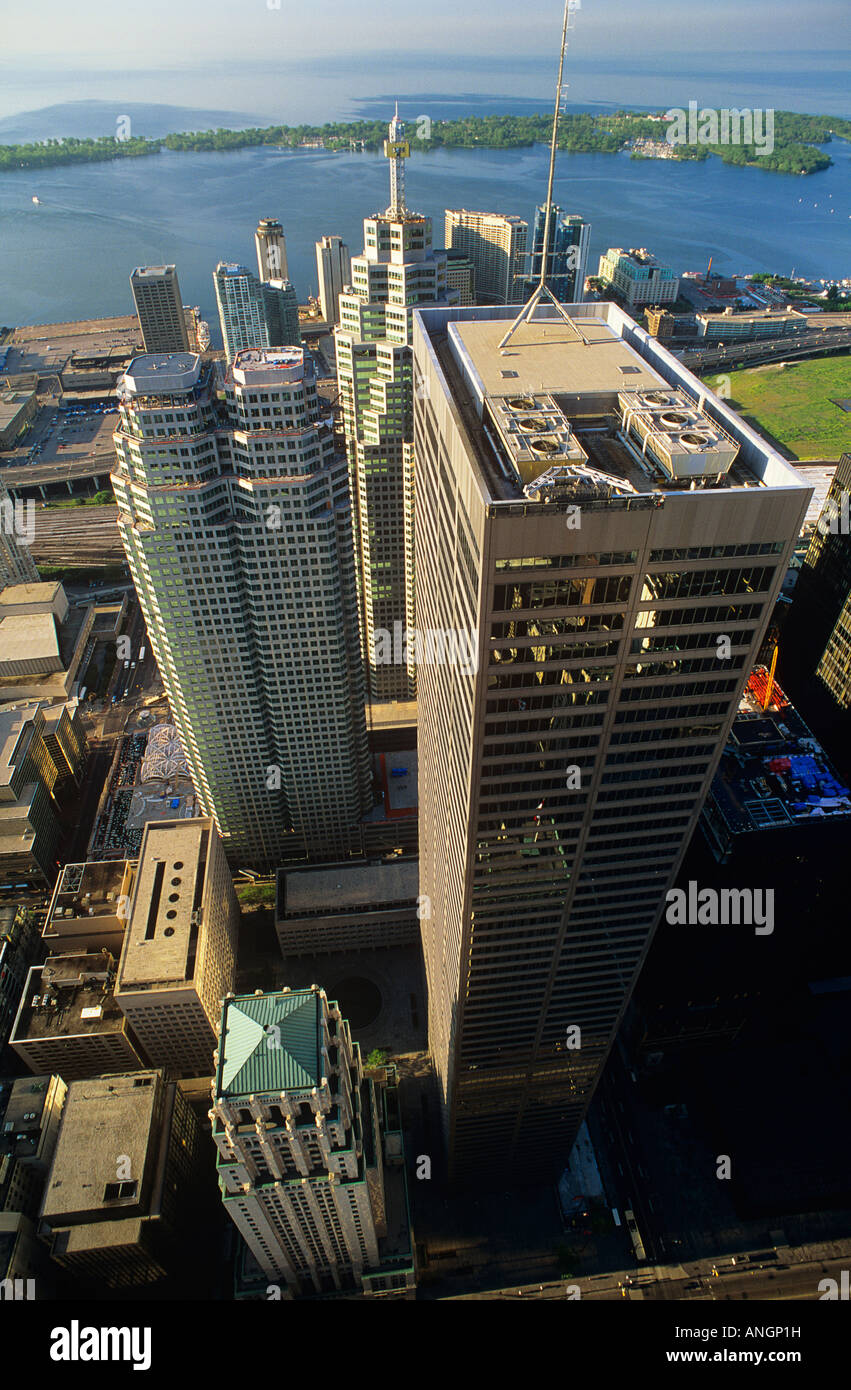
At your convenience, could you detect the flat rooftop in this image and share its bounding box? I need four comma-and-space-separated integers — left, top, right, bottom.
282, 860, 419, 917
118, 820, 211, 990
41, 1071, 161, 1224
450, 313, 665, 402
704, 669, 851, 842
420, 302, 809, 508
0, 1075, 56, 1160
11, 956, 127, 1044
123, 354, 200, 394
48, 859, 131, 925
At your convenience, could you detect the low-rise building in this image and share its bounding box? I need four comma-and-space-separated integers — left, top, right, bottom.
276, 859, 419, 956
0, 388, 37, 450
696, 307, 808, 341
42, 858, 135, 957
9, 951, 145, 1079
39, 1069, 205, 1288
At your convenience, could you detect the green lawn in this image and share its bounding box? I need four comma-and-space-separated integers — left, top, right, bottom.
704, 355, 851, 460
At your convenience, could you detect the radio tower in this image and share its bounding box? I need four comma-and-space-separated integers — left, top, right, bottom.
499, 0, 587, 350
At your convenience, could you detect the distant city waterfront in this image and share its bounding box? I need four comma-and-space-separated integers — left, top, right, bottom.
1, 133, 849, 340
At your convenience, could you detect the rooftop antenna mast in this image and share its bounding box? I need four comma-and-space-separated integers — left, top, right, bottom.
498, 0, 587, 352
385, 101, 409, 219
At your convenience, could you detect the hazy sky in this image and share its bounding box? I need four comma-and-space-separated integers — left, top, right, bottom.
4, 0, 848, 66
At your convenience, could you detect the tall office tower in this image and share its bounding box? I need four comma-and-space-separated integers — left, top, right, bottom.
0, 477, 38, 586
39, 1070, 205, 1288
256, 217, 289, 284
412, 300, 809, 1185
112, 349, 370, 867
115, 819, 239, 1076
211, 986, 416, 1297
315, 235, 351, 324
527, 205, 590, 303
130, 266, 191, 353
444, 209, 528, 304
445, 250, 476, 306
213, 263, 300, 363
336, 110, 452, 702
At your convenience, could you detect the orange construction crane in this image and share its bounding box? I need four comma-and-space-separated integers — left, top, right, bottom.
763, 643, 779, 710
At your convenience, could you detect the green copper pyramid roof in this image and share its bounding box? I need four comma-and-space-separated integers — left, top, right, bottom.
216, 991, 322, 1098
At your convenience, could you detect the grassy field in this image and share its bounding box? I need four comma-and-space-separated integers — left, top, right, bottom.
704, 355, 851, 460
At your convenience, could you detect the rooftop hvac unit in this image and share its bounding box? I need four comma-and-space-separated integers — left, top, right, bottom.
618, 388, 739, 480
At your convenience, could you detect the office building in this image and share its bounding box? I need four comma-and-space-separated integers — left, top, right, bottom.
256, 218, 289, 284
0, 905, 41, 1050
212, 986, 416, 1297
444, 209, 528, 304
0, 581, 96, 702
0, 477, 38, 585
336, 110, 452, 702
0, 387, 38, 450
0, 1074, 67, 1219
411, 299, 808, 1183
112, 349, 371, 866
9, 951, 145, 1079
445, 250, 476, 306
213, 263, 300, 363
597, 248, 679, 307
0, 698, 88, 890
695, 308, 808, 341
130, 266, 191, 353
275, 858, 419, 956
315, 235, 351, 324
42, 858, 135, 957
526, 205, 590, 303
115, 819, 239, 1076
39, 1069, 205, 1288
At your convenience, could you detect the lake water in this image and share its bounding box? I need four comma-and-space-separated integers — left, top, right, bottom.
1, 98, 849, 338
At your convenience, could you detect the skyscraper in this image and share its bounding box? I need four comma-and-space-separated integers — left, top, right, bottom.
0, 476, 38, 586
444, 209, 528, 304
212, 986, 416, 1297
411, 299, 809, 1185
213, 263, 300, 364
255, 217, 289, 284
527, 205, 590, 303
130, 266, 191, 353
315, 235, 351, 324
336, 110, 452, 702
111, 348, 371, 867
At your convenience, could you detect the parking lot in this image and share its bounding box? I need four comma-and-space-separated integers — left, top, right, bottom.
0, 399, 120, 478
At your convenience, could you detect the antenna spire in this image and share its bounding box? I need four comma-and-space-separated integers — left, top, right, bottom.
384, 103, 409, 218
499, 0, 586, 352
